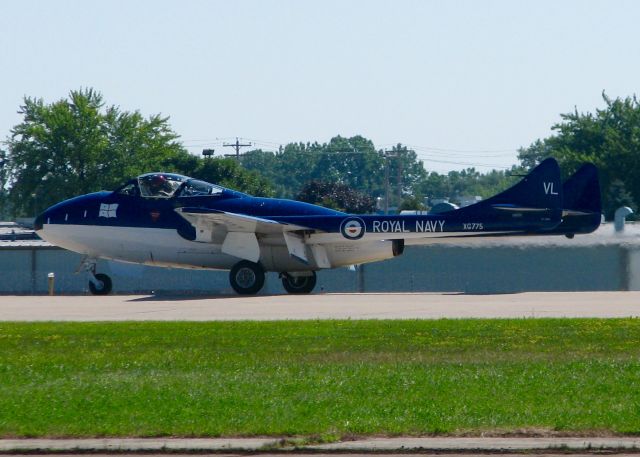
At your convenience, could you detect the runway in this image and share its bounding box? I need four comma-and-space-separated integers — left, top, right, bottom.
1, 291, 639, 321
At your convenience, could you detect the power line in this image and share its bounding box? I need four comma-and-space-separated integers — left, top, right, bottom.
183, 137, 520, 156
413, 155, 513, 169
182, 136, 520, 169
182, 145, 513, 169
410, 145, 517, 153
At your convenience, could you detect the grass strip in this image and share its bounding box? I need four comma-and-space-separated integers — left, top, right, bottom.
0, 319, 639, 437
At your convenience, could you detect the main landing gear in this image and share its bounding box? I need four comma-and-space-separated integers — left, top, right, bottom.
281, 271, 316, 294
79, 257, 113, 295
228, 261, 318, 295
229, 260, 265, 295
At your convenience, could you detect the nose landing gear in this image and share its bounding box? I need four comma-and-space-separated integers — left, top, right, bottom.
89, 273, 113, 295
78, 257, 113, 295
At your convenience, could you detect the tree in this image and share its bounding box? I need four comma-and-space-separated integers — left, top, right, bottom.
314, 136, 384, 194
0, 148, 8, 219
607, 179, 636, 220
5, 88, 275, 216
160, 153, 274, 196
517, 139, 553, 170
241, 147, 313, 197
6, 89, 186, 216
399, 195, 426, 211
297, 180, 375, 213
414, 167, 519, 206
384, 143, 428, 203
194, 158, 274, 197
517, 92, 640, 217
241, 136, 428, 205
239, 149, 281, 192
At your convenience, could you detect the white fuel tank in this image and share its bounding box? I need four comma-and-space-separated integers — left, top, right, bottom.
260, 240, 404, 272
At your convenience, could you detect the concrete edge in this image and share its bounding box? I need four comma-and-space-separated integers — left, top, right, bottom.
0, 439, 279, 453
2, 437, 640, 453
305, 437, 640, 451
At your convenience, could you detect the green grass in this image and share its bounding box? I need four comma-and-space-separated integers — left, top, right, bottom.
1, 319, 640, 437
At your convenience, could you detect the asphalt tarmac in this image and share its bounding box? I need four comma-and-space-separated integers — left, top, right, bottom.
1, 291, 639, 321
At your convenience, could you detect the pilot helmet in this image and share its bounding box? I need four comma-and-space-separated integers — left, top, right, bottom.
151, 174, 167, 185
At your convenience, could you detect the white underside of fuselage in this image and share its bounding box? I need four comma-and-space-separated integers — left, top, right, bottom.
38, 223, 512, 273
39, 224, 239, 270
38, 224, 400, 272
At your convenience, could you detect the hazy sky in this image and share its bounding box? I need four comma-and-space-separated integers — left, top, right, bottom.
1, 0, 639, 173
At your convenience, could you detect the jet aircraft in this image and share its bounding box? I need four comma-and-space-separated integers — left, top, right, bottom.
34, 158, 601, 295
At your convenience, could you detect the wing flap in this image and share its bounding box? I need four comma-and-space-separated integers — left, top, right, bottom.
283, 231, 309, 264
222, 232, 260, 262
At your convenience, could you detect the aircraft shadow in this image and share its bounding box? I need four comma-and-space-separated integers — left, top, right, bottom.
126, 293, 296, 302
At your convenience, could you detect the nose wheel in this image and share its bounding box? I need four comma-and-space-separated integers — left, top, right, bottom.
229, 260, 265, 295
281, 271, 316, 294
89, 273, 113, 295
78, 257, 113, 295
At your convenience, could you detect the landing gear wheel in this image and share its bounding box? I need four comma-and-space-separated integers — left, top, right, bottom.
89, 273, 112, 295
230, 261, 265, 295
282, 271, 317, 294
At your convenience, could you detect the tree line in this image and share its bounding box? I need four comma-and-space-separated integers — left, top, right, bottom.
2, 89, 638, 218
518, 92, 640, 219
1, 89, 271, 217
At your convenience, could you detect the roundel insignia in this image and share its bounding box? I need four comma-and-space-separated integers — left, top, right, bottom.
340, 217, 366, 240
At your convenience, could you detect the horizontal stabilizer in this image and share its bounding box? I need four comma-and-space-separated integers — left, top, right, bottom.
492, 204, 551, 213
562, 209, 594, 217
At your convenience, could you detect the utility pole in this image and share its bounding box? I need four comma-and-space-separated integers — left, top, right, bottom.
223, 137, 252, 160
397, 154, 403, 211
383, 149, 397, 214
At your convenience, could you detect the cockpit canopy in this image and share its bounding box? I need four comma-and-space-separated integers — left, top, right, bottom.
117, 173, 224, 199
139, 173, 185, 198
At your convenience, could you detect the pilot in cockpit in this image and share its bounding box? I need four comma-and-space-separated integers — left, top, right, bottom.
139, 174, 178, 198
149, 175, 173, 197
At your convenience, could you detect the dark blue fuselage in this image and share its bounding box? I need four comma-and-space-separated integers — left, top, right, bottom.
35, 189, 346, 239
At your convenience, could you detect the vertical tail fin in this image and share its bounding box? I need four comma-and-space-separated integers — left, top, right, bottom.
453, 158, 563, 231
487, 157, 562, 210
563, 163, 601, 214
553, 163, 602, 236
461, 157, 563, 215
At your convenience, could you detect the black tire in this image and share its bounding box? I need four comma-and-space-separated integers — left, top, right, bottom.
89, 273, 113, 295
282, 271, 317, 294
229, 261, 265, 295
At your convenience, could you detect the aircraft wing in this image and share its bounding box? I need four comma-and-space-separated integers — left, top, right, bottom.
175, 207, 315, 263
176, 207, 310, 235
